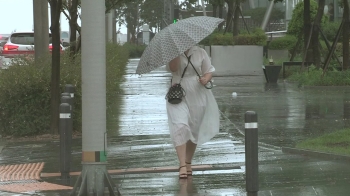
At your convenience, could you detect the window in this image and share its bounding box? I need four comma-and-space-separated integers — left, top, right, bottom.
10, 33, 52, 45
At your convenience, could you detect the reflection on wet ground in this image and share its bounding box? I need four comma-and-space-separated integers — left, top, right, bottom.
0, 59, 349, 195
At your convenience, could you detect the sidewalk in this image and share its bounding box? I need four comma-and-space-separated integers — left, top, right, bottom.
0, 59, 349, 195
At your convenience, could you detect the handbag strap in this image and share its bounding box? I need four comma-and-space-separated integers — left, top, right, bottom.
184, 53, 201, 78
171, 54, 191, 84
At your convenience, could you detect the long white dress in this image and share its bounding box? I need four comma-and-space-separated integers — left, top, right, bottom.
166, 46, 220, 147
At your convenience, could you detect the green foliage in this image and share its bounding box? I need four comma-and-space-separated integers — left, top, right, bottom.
140, 0, 163, 30
268, 35, 297, 50
234, 28, 267, 46
0, 43, 129, 137
296, 128, 350, 155
321, 21, 342, 42
243, 7, 285, 25
199, 28, 267, 46
207, 33, 234, 45
288, 66, 350, 86
123, 42, 147, 58
287, 0, 327, 37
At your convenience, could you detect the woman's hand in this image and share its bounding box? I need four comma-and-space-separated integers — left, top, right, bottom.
199, 73, 212, 85
169, 56, 181, 72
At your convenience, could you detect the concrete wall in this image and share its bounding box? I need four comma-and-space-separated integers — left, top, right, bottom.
208, 45, 264, 77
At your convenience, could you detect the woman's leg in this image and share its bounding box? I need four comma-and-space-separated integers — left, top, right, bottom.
175, 143, 187, 178
185, 140, 197, 174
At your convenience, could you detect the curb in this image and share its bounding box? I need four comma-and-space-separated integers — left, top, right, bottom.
41, 163, 242, 178
282, 147, 350, 162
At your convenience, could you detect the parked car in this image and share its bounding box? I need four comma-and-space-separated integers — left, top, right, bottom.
0, 34, 9, 55
1, 32, 64, 59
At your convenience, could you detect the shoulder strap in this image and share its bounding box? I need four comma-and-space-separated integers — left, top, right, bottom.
184, 53, 201, 78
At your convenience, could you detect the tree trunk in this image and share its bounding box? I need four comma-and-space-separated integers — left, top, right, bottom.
233, 1, 240, 36
49, 0, 62, 135
343, 0, 350, 70
212, 4, 218, 17
311, 0, 325, 68
69, 0, 78, 57
303, 0, 313, 64
218, 4, 224, 30
225, 0, 234, 32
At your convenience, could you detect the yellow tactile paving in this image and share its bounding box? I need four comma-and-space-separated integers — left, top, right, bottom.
0, 162, 72, 193
0, 162, 44, 181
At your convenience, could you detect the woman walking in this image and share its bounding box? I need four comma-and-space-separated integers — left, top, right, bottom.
166, 46, 220, 179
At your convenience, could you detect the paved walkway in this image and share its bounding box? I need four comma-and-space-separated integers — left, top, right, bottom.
0, 59, 349, 195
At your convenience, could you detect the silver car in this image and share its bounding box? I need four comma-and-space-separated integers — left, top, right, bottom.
1, 32, 63, 59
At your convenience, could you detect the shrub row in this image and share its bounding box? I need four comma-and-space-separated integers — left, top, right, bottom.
199, 28, 267, 46
0, 43, 129, 136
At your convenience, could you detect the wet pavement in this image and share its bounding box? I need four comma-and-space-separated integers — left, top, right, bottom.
0, 59, 349, 195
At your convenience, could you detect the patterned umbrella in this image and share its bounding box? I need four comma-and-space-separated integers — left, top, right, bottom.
136, 16, 224, 74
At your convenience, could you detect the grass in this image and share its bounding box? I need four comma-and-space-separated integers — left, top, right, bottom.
296, 128, 350, 156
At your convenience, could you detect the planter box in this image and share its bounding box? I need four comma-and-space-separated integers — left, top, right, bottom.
267, 49, 289, 60
263, 65, 282, 83
207, 45, 264, 77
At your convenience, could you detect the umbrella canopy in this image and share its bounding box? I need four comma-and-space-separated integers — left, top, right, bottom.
136, 16, 224, 74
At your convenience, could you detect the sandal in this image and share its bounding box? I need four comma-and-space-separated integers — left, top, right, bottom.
179, 165, 187, 179
186, 162, 192, 176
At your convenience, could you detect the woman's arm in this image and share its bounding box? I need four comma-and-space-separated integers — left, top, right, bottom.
199, 49, 215, 85
168, 56, 181, 72
199, 72, 212, 85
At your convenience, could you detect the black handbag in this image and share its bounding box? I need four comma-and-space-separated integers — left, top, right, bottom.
165, 55, 191, 104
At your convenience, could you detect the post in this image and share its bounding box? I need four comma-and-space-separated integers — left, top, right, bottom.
33, 0, 49, 62
65, 84, 75, 112
59, 102, 72, 179
70, 0, 120, 195
245, 111, 259, 196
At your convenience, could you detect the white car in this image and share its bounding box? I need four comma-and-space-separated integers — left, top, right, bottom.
1, 32, 64, 59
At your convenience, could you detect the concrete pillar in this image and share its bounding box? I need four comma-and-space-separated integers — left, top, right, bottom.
33, 0, 49, 61
81, 0, 107, 194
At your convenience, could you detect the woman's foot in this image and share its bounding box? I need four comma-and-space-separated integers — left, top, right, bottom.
179, 165, 187, 179
186, 162, 192, 176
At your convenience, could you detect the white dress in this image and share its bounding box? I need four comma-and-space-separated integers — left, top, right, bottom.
166, 46, 220, 147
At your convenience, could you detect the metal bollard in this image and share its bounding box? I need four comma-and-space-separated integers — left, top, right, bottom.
245, 111, 259, 196
59, 103, 72, 179
65, 84, 75, 112
61, 93, 72, 111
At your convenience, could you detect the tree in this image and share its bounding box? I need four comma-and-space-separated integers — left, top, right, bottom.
342, 0, 350, 70
311, 0, 326, 68
61, 0, 128, 56
140, 0, 163, 32
116, 0, 142, 43
208, 0, 225, 30
48, 0, 63, 134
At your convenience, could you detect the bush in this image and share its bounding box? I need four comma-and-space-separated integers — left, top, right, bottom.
123, 42, 146, 58
322, 21, 342, 42
287, 0, 327, 37
0, 43, 129, 136
234, 28, 267, 46
288, 66, 350, 86
208, 33, 234, 45
268, 35, 298, 50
